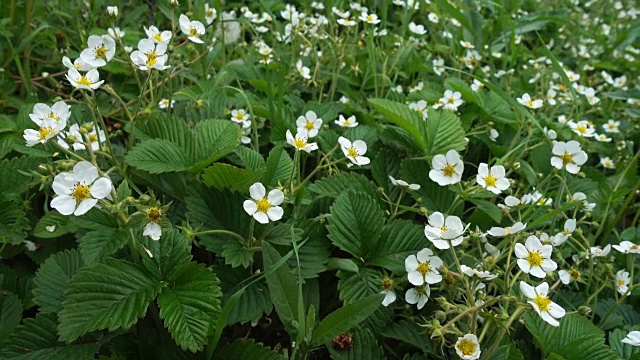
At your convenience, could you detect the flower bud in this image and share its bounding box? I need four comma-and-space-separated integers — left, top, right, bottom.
169, 0, 179, 7
107, 6, 118, 17
578, 306, 591, 315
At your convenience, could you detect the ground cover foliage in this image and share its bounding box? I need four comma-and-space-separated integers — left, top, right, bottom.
0, 0, 639, 359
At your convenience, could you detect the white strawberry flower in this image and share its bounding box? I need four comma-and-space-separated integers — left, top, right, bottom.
296, 111, 322, 137
338, 137, 370, 166
405, 248, 443, 286
286, 130, 318, 153
29, 101, 70, 125
616, 270, 630, 295
179, 14, 206, 43
23, 118, 67, 147
520, 281, 566, 326
424, 211, 468, 249
130, 39, 170, 71
408, 22, 427, 35
80, 35, 116, 67
517, 93, 543, 109
476, 163, 510, 194
550, 140, 588, 174
205, 3, 218, 25
405, 285, 429, 309
66, 68, 104, 90
515, 235, 557, 278
612, 241, 640, 254
62, 56, 95, 71
487, 222, 526, 237
144, 25, 173, 44
621, 331, 640, 347
296, 60, 311, 79
455, 334, 481, 360
389, 176, 420, 190
554, 219, 576, 243
243, 182, 284, 224
50, 161, 112, 216
429, 150, 464, 186
334, 114, 358, 128
590, 244, 611, 258
359, 12, 381, 24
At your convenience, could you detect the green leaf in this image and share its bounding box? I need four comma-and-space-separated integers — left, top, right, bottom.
78, 228, 128, 265
367, 220, 425, 272
215, 265, 273, 325
217, 339, 285, 360
425, 108, 466, 156
484, 343, 524, 360
157, 262, 222, 352
337, 269, 382, 304
381, 319, 433, 353
307, 173, 382, 207
602, 90, 640, 100
262, 242, 299, 338
140, 227, 192, 279
0, 295, 22, 340
32, 249, 84, 313
552, 334, 621, 360
221, 241, 253, 268
469, 199, 503, 224
191, 120, 239, 173
202, 164, 264, 192
234, 146, 265, 170
33, 212, 78, 239
0, 313, 98, 360
327, 258, 360, 273
262, 146, 293, 186
311, 293, 384, 346
58, 258, 162, 343
327, 191, 384, 259
524, 313, 604, 355
125, 139, 191, 174
368, 98, 428, 155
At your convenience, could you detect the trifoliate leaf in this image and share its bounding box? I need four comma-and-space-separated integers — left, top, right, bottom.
32, 249, 83, 313
58, 258, 162, 343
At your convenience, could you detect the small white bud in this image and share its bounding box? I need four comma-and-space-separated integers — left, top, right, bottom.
107, 6, 118, 17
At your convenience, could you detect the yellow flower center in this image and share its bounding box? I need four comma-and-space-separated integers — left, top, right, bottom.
561, 152, 573, 165
528, 99, 534, 107
448, 97, 455, 103
87, 133, 98, 143
343, 119, 351, 125
486, 255, 495, 265
146, 51, 158, 67
347, 147, 358, 158
457, 339, 476, 356
48, 112, 60, 121
417, 261, 431, 275
256, 198, 270, 213
294, 137, 307, 149
440, 226, 449, 232
305, 121, 315, 130
72, 184, 91, 201
443, 164, 455, 177
604, 161, 612, 167
576, 125, 587, 134
189, 27, 199, 37
95, 45, 108, 60
484, 175, 497, 187
207, 9, 214, 17
77, 75, 92, 87
153, 33, 163, 42
367, 15, 374, 22
618, 279, 625, 287
504, 226, 512, 234
147, 207, 161, 222
631, 245, 638, 251
38, 127, 55, 141
415, 285, 427, 294
534, 295, 552, 311
382, 278, 393, 290
570, 269, 580, 280
527, 251, 543, 267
